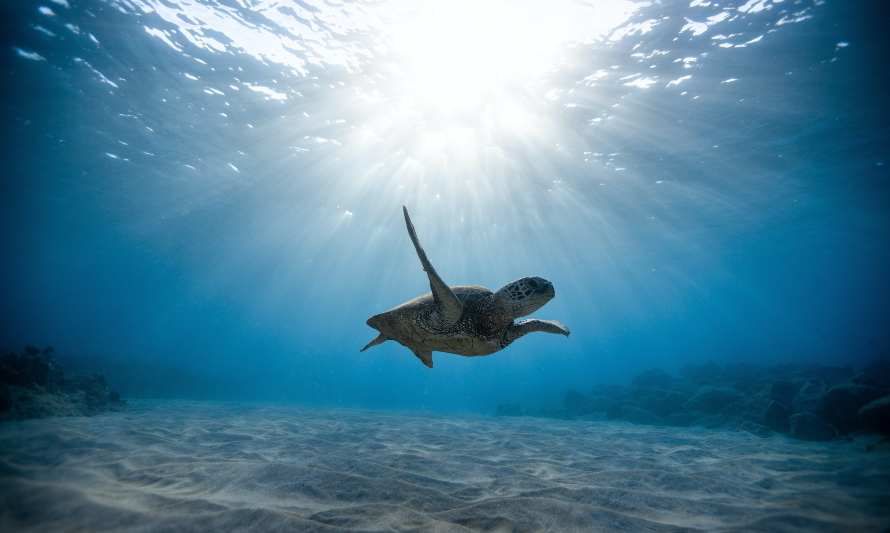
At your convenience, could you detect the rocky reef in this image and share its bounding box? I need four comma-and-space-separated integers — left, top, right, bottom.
498, 359, 890, 442
0, 346, 124, 421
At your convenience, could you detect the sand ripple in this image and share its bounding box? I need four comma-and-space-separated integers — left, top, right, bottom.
1, 401, 888, 532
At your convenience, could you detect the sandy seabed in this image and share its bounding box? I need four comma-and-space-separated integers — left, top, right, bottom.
0, 401, 888, 532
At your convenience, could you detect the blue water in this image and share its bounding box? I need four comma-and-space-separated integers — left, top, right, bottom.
1, 0, 888, 413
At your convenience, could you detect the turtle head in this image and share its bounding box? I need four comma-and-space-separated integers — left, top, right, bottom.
493, 276, 555, 319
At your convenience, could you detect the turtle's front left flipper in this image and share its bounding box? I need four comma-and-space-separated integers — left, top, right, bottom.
411, 348, 434, 368
520, 319, 570, 336
403, 206, 463, 326
502, 319, 570, 347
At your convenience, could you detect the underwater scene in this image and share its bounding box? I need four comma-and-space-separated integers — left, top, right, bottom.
1, 0, 889, 531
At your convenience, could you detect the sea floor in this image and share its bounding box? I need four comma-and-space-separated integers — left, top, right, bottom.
0, 401, 888, 532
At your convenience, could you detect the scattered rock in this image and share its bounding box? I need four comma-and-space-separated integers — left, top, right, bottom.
739, 420, 772, 438
769, 380, 799, 407
820, 384, 885, 434
722, 363, 763, 392
858, 395, 890, 435
680, 361, 722, 384
684, 386, 742, 414
563, 389, 598, 416
763, 400, 790, 433
631, 368, 673, 389
810, 365, 856, 386
853, 359, 890, 390
499, 360, 890, 442
789, 413, 837, 441
865, 437, 890, 452
635, 388, 688, 418
0, 384, 9, 412
0, 346, 63, 392
793, 379, 826, 414
0, 346, 124, 421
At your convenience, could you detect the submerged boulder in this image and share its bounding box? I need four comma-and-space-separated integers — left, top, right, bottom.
631, 368, 674, 390
858, 395, 890, 435
819, 384, 885, 434
0, 384, 9, 413
722, 363, 764, 393
805, 365, 855, 387
563, 389, 599, 416
789, 412, 837, 441
684, 386, 742, 414
532, 359, 890, 441
763, 400, 791, 433
738, 420, 772, 438
853, 359, 890, 390
769, 380, 799, 408
634, 388, 688, 418
793, 379, 827, 414
0, 346, 63, 392
0, 346, 124, 421
680, 361, 723, 384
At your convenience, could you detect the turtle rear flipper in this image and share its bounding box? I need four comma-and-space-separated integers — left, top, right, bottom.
360, 333, 388, 352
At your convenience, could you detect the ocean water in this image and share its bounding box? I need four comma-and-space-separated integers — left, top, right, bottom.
1, 0, 889, 531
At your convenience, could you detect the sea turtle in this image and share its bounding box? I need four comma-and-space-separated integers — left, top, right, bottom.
361, 206, 569, 368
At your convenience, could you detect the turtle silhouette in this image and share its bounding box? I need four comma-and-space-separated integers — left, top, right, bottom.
361, 206, 569, 368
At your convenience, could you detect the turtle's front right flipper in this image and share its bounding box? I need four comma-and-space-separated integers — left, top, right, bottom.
403, 206, 463, 326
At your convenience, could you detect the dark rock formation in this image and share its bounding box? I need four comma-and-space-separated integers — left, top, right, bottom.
635, 388, 688, 418
769, 380, 799, 407
738, 420, 772, 438
793, 379, 827, 414
0, 346, 125, 421
858, 395, 890, 435
680, 361, 722, 384
820, 384, 885, 434
853, 359, 890, 389
631, 368, 674, 389
763, 400, 790, 433
499, 358, 890, 443
563, 389, 598, 416
684, 386, 742, 415
789, 413, 837, 441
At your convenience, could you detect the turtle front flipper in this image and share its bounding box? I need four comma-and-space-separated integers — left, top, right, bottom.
502, 319, 570, 348
519, 319, 570, 336
403, 206, 463, 327
411, 348, 434, 368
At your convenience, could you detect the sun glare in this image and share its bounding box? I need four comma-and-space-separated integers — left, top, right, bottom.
358, 0, 639, 167
389, 2, 544, 114
383, 1, 637, 116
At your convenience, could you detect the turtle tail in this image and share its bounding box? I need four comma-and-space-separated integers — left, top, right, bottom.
360, 333, 388, 352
